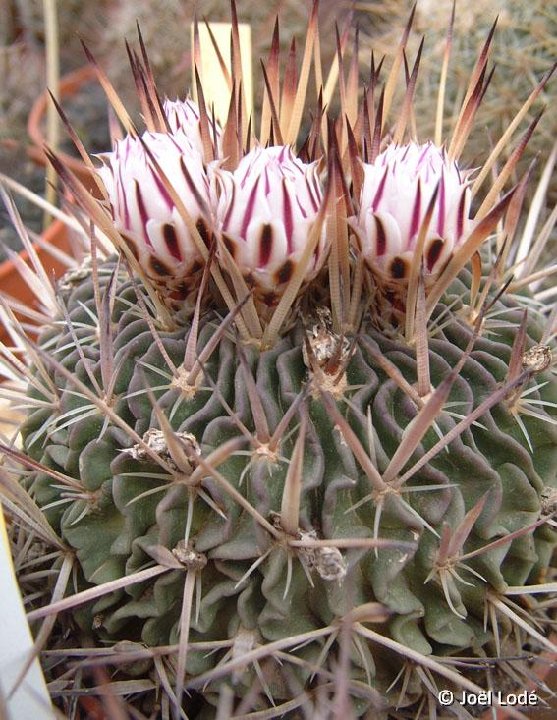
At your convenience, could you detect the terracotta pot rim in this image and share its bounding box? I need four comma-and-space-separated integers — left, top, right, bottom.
0, 220, 70, 349
27, 65, 97, 177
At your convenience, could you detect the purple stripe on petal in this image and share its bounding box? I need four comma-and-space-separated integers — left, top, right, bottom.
240, 155, 255, 189
180, 157, 210, 216
296, 195, 308, 219
437, 169, 446, 237
135, 180, 152, 247
169, 134, 188, 153
222, 183, 236, 231
282, 178, 294, 252
372, 166, 389, 211
409, 181, 422, 241
417, 143, 430, 169
240, 175, 261, 240
150, 167, 174, 211
119, 165, 130, 228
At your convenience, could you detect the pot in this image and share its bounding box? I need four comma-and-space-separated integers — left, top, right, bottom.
477, 640, 557, 719
0, 219, 70, 347
27, 65, 100, 195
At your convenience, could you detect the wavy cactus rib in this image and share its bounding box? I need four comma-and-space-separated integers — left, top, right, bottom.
15, 256, 556, 717
1, 4, 557, 720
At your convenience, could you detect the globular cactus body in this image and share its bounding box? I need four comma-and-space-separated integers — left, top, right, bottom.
21, 259, 557, 715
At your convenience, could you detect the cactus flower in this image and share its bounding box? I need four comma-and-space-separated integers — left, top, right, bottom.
163, 98, 222, 156
97, 131, 212, 301
216, 145, 326, 305
354, 141, 472, 283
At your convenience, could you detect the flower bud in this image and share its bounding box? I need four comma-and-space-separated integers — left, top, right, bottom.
163, 98, 222, 157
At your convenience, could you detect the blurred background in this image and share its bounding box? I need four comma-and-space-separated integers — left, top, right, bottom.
0, 0, 555, 258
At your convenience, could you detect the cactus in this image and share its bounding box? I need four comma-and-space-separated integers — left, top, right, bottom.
1, 3, 557, 719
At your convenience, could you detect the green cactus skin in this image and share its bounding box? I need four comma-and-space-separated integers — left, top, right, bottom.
20, 258, 557, 717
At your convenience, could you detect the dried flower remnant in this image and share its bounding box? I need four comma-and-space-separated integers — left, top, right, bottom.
522, 344, 552, 373
121, 428, 201, 472
298, 530, 348, 583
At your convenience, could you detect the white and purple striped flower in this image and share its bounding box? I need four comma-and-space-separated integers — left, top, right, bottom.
353, 141, 472, 284
163, 98, 222, 157
215, 145, 326, 304
97, 131, 211, 301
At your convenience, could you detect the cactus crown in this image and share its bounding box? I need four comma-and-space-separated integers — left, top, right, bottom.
1, 2, 556, 719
